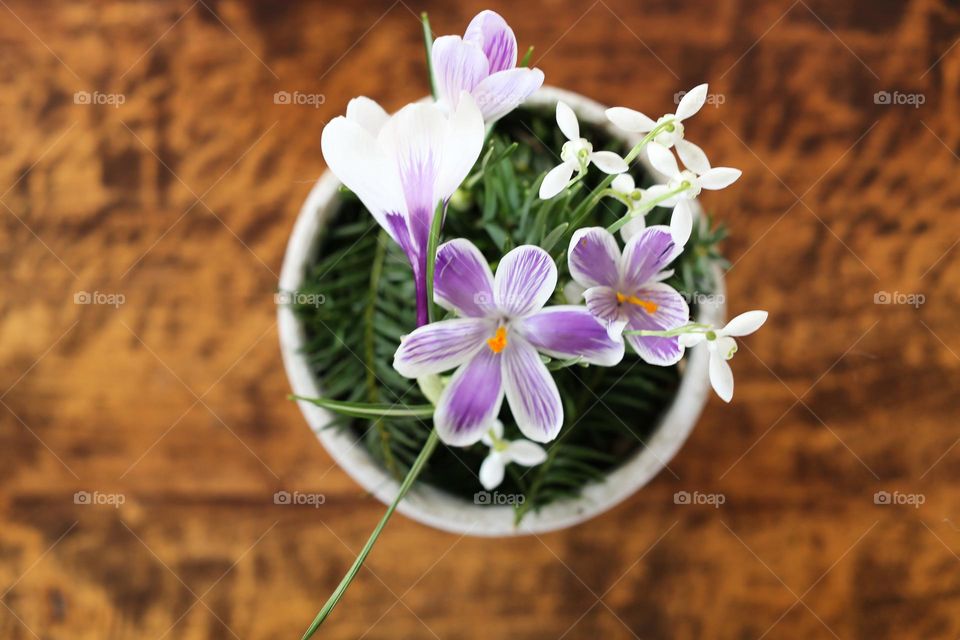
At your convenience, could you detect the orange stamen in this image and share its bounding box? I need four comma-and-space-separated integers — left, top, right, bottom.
616, 292, 659, 314
486, 326, 508, 353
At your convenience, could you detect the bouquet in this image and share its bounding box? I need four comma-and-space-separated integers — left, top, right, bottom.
284, 9, 766, 636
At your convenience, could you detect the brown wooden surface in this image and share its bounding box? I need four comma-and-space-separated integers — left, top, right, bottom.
2, 0, 960, 638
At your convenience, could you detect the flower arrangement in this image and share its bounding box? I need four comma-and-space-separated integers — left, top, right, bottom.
286, 10, 766, 635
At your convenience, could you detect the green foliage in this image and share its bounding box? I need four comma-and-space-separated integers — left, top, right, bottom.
290, 107, 723, 519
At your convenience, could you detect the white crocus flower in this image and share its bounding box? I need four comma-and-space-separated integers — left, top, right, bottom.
539, 101, 628, 199
645, 142, 741, 248
479, 420, 548, 490
680, 311, 767, 403
606, 83, 709, 152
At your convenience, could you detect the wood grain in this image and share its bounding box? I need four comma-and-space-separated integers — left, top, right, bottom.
1, 0, 960, 637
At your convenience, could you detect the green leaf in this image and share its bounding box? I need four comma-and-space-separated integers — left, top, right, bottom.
290, 395, 435, 419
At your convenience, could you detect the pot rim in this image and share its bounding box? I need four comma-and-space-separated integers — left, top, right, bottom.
277, 86, 726, 536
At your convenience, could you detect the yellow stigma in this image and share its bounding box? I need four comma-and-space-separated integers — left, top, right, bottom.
486, 326, 508, 354
616, 292, 659, 314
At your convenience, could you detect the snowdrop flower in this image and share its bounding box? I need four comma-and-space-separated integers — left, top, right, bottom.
433, 10, 544, 123
394, 239, 624, 446
645, 142, 741, 248
568, 226, 689, 365
479, 420, 547, 490
321, 95, 485, 326
679, 311, 768, 402
610, 173, 653, 240
606, 83, 708, 153
539, 101, 628, 199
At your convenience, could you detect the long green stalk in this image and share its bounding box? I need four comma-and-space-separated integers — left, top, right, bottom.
300, 430, 440, 639
421, 13, 437, 99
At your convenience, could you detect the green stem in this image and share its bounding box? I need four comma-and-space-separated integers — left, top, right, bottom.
425, 201, 445, 324
606, 184, 691, 235
519, 45, 534, 67
421, 13, 437, 99
300, 430, 441, 640
623, 322, 710, 338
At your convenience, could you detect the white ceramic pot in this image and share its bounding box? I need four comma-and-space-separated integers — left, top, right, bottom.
278, 86, 725, 537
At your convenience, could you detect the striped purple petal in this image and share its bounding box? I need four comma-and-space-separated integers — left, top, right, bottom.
514, 305, 625, 367
568, 226, 621, 288
434, 347, 505, 446
431, 36, 489, 110
620, 225, 677, 292
494, 245, 557, 318
434, 239, 496, 318
393, 317, 494, 378
472, 67, 544, 122
623, 283, 689, 366
463, 10, 517, 74
583, 286, 628, 339
502, 335, 562, 443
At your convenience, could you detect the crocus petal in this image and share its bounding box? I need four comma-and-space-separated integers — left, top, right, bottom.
722, 310, 768, 337
590, 151, 629, 174
346, 96, 389, 135
505, 440, 548, 466
675, 139, 711, 174
623, 283, 690, 366
606, 107, 656, 133
431, 35, 489, 110
472, 67, 544, 122
434, 238, 496, 317
675, 83, 708, 121
583, 286, 628, 340
709, 352, 734, 402
647, 142, 681, 180
515, 306, 625, 366
568, 226, 621, 288
320, 117, 404, 241
502, 336, 563, 443
435, 348, 505, 446
494, 245, 557, 317
479, 452, 506, 490
620, 225, 677, 291
620, 214, 646, 242
670, 199, 693, 249
698, 167, 741, 190
464, 10, 518, 74
393, 318, 494, 378
378, 103, 446, 248
539, 162, 575, 199
556, 101, 580, 141
435, 93, 486, 200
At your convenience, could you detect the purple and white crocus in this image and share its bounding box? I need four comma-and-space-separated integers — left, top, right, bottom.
568, 225, 689, 366
321, 95, 485, 326
432, 10, 544, 124
393, 239, 623, 446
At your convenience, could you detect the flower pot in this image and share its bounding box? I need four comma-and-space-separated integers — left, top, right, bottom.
278, 86, 726, 536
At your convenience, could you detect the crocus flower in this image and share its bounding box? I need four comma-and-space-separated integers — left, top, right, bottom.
393, 239, 624, 445
568, 226, 689, 366
479, 420, 547, 490
645, 142, 741, 248
679, 311, 767, 402
432, 10, 544, 124
605, 83, 709, 153
539, 101, 628, 199
321, 95, 485, 326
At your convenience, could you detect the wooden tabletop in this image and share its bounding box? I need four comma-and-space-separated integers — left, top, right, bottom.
2, 0, 959, 638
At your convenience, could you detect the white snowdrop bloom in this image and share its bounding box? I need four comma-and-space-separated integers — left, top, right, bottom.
478, 420, 548, 490
679, 311, 768, 402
